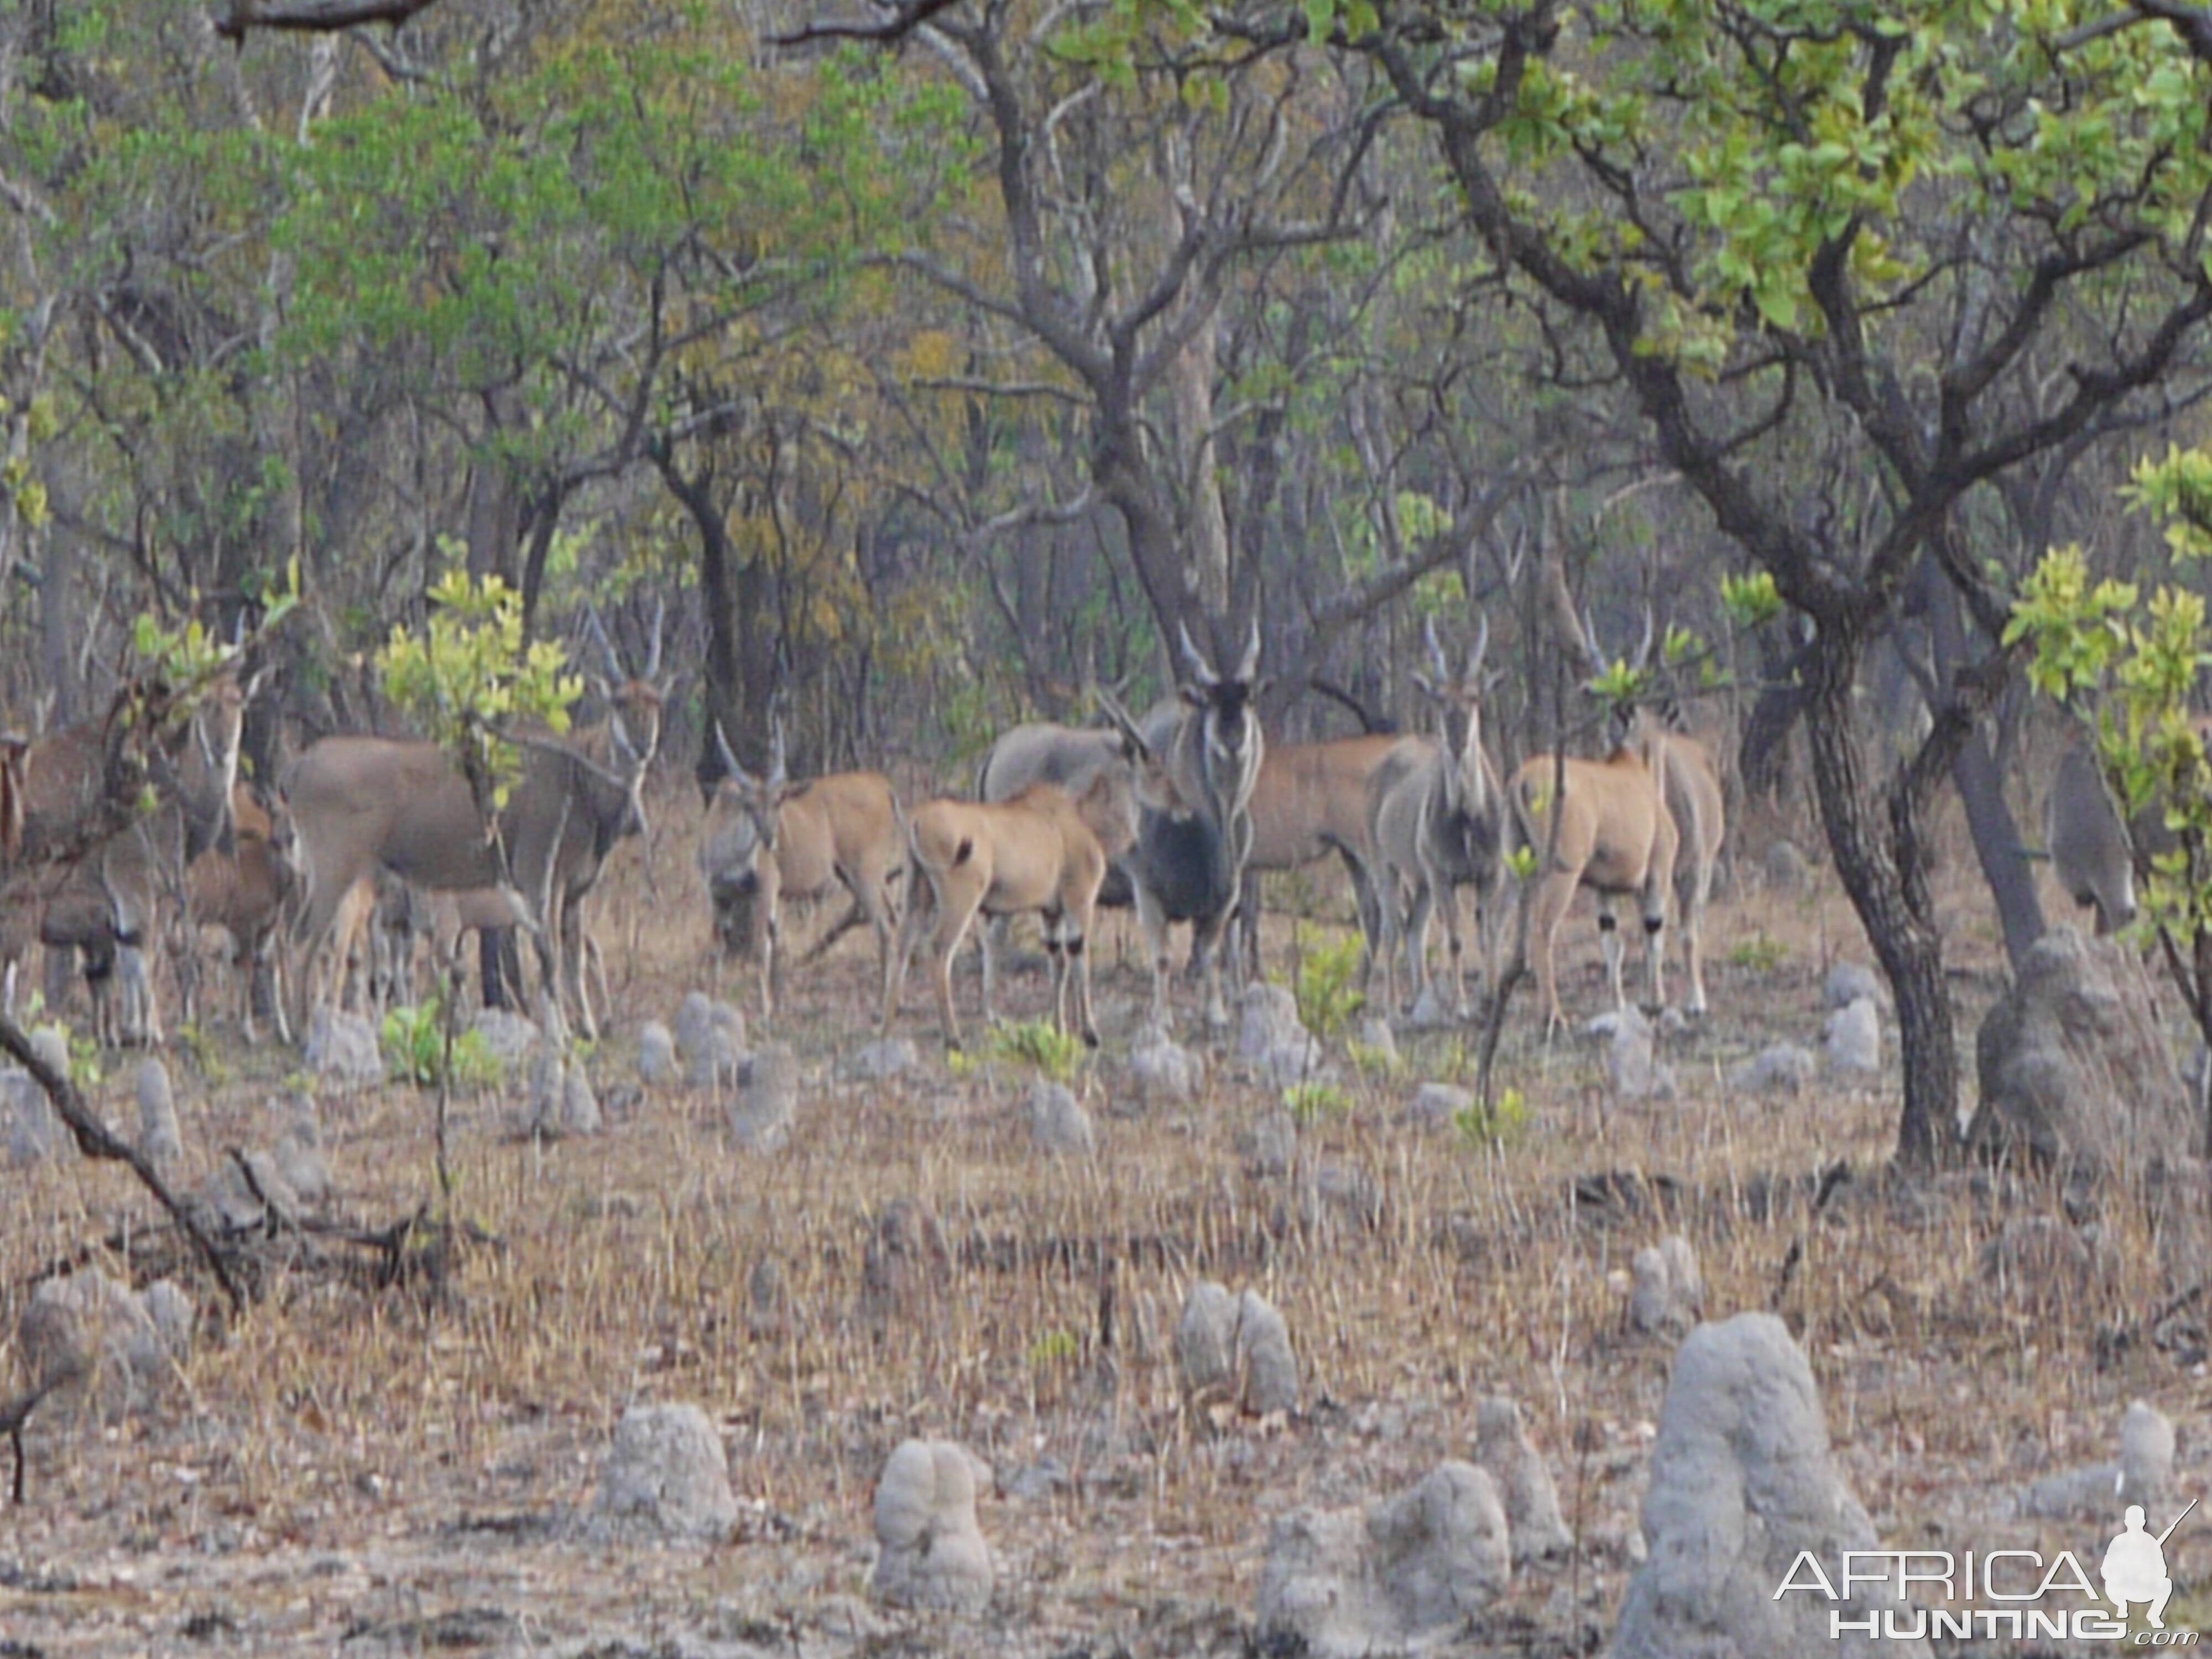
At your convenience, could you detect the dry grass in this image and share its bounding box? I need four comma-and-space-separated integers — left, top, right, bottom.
2, 781, 2208, 1655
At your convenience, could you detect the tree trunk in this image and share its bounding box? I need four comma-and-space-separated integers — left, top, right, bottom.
1739, 631, 1810, 801
1801, 626, 1954, 1167
1921, 556, 2043, 971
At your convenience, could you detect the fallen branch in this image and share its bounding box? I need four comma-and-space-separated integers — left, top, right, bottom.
214, 0, 442, 42
0, 1011, 244, 1314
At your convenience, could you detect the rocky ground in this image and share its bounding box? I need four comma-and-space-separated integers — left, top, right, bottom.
2, 794, 2208, 1657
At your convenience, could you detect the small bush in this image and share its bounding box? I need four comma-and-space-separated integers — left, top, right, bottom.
1454, 1086, 1529, 1148
1284, 1079, 1353, 1125
983, 1018, 1086, 1083
1290, 923, 1365, 1040
1726, 931, 1786, 972
382, 1000, 503, 1089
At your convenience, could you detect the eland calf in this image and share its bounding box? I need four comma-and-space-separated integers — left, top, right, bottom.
884, 769, 1144, 1050
1510, 645, 1681, 1035
701, 723, 905, 1025
1366, 615, 1509, 1020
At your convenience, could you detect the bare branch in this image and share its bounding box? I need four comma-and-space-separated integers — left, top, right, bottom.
773, 0, 967, 50
214, 0, 442, 43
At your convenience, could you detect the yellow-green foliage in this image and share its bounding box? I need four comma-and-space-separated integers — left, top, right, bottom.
983, 1018, 1087, 1084
376, 569, 581, 809
1454, 1086, 1528, 1148
1284, 1079, 1352, 1124
1726, 932, 1786, 972
381, 999, 504, 1090
1289, 924, 1365, 1041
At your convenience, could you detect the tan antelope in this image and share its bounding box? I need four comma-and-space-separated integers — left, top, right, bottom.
1510, 614, 1680, 1031
1366, 614, 1509, 1021
1642, 711, 1726, 1015
700, 721, 904, 1025
1236, 731, 1403, 980
4, 665, 256, 1045
185, 780, 296, 1044
884, 768, 1145, 1050
284, 606, 664, 1041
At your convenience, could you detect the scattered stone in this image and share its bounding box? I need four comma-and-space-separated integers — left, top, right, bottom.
637, 1020, 676, 1086
676, 992, 747, 1089
2121, 1399, 2176, 1506
1763, 839, 1811, 894
872, 1439, 993, 1614
1175, 1281, 1239, 1405
304, 1008, 382, 1088
270, 1099, 331, 1206
1257, 1039, 1331, 1090
1822, 961, 1886, 1011
727, 1045, 799, 1151
1727, 1042, 1818, 1097
1300, 1161, 1384, 1232
3, 1068, 59, 1166
528, 1046, 602, 1140
1978, 1215, 2097, 1288
1238, 983, 1308, 1062
1258, 1462, 1511, 1659
1824, 997, 1881, 1076
1628, 1235, 1703, 1337
860, 1197, 950, 1327
468, 1008, 540, 1074
1969, 926, 2197, 1177
1238, 1108, 1296, 1178
1608, 1313, 1926, 1658
1587, 1006, 1676, 1100
135, 1058, 180, 1164
1003, 1457, 1068, 1503
1355, 1017, 1400, 1067
745, 1256, 787, 1339
1474, 1397, 1574, 1563
1406, 981, 1458, 1030
1128, 1033, 1202, 1105
1405, 1082, 1473, 1130
141, 1280, 194, 1361
1174, 1281, 1298, 1415
590, 1402, 738, 1543
17, 1269, 171, 1420
29, 1024, 69, 1077
1026, 1079, 1095, 1156
846, 1036, 917, 1082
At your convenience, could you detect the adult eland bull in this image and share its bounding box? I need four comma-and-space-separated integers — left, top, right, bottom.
284, 606, 665, 1041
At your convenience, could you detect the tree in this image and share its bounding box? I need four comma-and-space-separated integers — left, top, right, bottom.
1327, 0, 2212, 1164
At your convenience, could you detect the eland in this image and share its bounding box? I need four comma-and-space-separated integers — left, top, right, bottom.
700, 721, 905, 1025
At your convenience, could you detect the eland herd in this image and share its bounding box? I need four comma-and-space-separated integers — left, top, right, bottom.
0, 593, 1816, 1061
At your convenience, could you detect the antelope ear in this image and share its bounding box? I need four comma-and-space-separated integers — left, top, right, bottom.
1410, 672, 1437, 700
1178, 684, 1207, 709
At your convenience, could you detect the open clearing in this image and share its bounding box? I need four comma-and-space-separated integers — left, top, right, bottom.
3, 787, 2206, 1657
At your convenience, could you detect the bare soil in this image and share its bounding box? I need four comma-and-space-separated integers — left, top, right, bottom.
2, 788, 2207, 1657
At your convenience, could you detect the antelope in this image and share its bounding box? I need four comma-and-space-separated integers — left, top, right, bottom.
884, 769, 1145, 1050
1644, 711, 1726, 1015
1098, 619, 1266, 1030
1365, 614, 1509, 1021
1510, 614, 1680, 1031
4, 665, 255, 1045
700, 722, 905, 1025
185, 781, 296, 1044
283, 606, 664, 1041
1235, 731, 1403, 980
